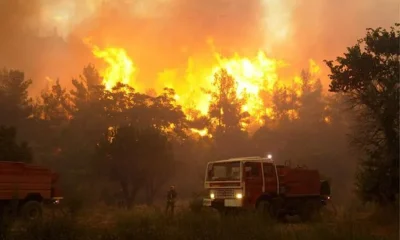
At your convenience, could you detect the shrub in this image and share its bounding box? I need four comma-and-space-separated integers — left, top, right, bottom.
9, 218, 86, 240
1, 206, 398, 240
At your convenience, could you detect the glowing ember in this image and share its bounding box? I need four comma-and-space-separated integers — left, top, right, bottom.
324, 116, 332, 124
190, 128, 210, 137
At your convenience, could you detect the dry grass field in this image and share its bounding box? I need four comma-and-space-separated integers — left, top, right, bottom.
1, 199, 398, 240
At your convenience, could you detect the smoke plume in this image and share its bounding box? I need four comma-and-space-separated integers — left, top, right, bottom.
0, 0, 398, 93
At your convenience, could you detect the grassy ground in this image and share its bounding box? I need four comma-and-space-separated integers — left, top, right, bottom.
1, 202, 398, 240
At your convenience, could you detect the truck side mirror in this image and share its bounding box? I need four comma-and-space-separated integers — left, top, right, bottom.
320, 180, 331, 196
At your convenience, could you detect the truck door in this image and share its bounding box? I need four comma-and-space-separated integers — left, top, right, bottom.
262, 162, 277, 194
243, 161, 262, 206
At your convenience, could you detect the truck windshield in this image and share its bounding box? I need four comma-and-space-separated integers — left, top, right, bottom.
206, 161, 241, 181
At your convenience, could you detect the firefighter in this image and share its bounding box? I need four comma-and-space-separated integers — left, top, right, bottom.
165, 185, 177, 216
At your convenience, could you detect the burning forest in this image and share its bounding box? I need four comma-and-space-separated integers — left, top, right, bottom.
0, 0, 398, 239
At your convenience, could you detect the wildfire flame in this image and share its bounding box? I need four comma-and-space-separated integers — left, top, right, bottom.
211, 51, 287, 122
92, 46, 136, 90
84, 39, 325, 133
190, 128, 211, 137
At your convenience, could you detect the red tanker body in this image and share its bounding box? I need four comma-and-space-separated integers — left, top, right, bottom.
279, 167, 321, 196
0, 161, 63, 221
203, 156, 331, 220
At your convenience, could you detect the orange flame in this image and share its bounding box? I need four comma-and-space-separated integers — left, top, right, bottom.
84, 39, 326, 133
84, 38, 136, 90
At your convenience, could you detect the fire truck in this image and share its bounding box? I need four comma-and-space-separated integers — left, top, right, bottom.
0, 161, 63, 221
202, 155, 331, 220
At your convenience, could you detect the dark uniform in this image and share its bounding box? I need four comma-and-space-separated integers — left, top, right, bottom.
165, 186, 177, 216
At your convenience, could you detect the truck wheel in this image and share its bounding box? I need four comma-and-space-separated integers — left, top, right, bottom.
20, 201, 43, 221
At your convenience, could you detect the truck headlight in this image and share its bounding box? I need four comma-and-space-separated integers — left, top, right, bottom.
235, 193, 243, 199
210, 193, 215, 199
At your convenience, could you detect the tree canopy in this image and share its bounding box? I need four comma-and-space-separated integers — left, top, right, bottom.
325, 23, 399, 205
0, 125, 32, 163
96, 125, 174, 207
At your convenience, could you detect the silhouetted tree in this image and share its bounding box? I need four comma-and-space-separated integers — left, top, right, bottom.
297, 70, 325, 125
139, 127, 175, 205
96, 125, 174, 207
70, 66, 112, 145
38, 79, 72, 124
0, 69, 32, 126
208, 69, 248, 130
30, 66, 110, 207
68, 64, 109, 148
103, 86, 188, 137
271, 82, 298, 123
289, 70, 327, 160
261, 81, 300, 161
325, 24, 399, 205
71, 64, 105, 119
0, 126, 32, 163
82, 64, 102, 87
151, 88, 187, 135
207, 68, 250, 158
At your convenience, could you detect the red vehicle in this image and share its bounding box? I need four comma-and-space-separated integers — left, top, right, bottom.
203, 156, 331, 220
0, 161, 63, 220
